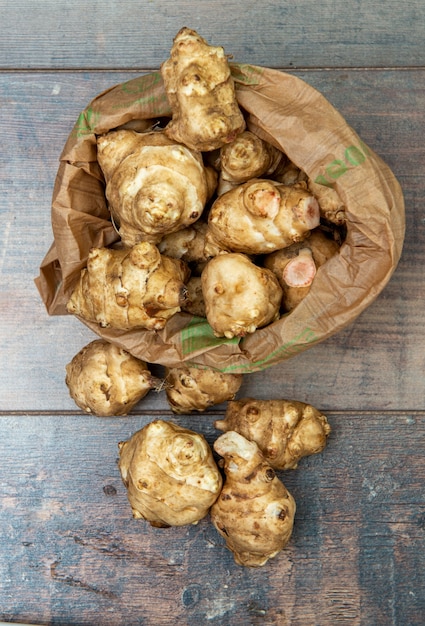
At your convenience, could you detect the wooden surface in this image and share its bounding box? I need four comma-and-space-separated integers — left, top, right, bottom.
1, 2, 424, 624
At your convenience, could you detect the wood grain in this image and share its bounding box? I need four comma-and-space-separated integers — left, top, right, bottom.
1, 0, 425, 70
0, 412, 424, 625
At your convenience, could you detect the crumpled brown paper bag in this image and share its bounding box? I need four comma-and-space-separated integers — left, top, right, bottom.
35, 64, 405, 373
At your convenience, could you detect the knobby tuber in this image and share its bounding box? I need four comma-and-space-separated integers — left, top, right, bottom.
97, 129, 217, 246
219, 131, 284, 184
264, 229, 340, 311
201, 253, 283, 338
308, 178, 346, 225
118, 420, 222, 527
157, 220, 211, 266
165, 365, 243, 413
65, 339, 159, 416
210, 431, 296, 567
181, 276, 206, 318
215, 398, 331, 470
160, 27, 246, 151
206, 179, 321, 255
66, 241, 189, 331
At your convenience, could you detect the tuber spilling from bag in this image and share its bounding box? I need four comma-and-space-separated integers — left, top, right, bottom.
118, 420, 222, 527
210, 431, 296, 567
201, 253, 283, 338
206, 179, 321, 255
66, 241, 189, 331
65, 339, 160, 416
215, 398, 331, 470
160, 27, 246, 151
165, 365, 243, 413
263, 229, 341, 312
97, 129, 217, 247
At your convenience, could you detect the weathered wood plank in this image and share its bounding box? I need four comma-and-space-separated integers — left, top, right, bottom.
1, 0, 425, 70
0, 69, 423, 412
0, 412, 423, 625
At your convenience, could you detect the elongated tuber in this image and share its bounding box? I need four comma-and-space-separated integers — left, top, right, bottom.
118, 420, 222, 527
215, 397, 331, 470
65, 339, 159, 416
66, 241, 189, 331
165, 365, 243, 413
160, 27, 246, 151
211, 431, 296, 567
207, 179, 320, 254
97, 129, 217, 246
264, 229, 340, 311
308, 178, 346, 225
201, 253, 283, 338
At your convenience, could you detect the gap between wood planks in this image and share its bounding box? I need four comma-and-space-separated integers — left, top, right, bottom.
0, 409, 424, 417
1, 66, 425, 73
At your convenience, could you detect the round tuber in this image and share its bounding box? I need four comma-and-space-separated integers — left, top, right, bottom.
118, 420, 223, 527
65, 339, 160, 416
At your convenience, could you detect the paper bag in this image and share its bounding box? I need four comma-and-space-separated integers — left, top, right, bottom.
35, 64, 405, 373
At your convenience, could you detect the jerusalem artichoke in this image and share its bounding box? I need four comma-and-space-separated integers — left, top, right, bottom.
165, 365, 243, 413
219, 131, 284, 183
66, 241, 189, 331
263, 229, 340, 311
181, 276, 206, 318
118, 420, 222, 527
201, 253, 283, 338
308, 178, 346, 225
206, 179, 320, 255
160, 27, 246, 151
211, 431, 296, 567
65, 339, 159, 416
97, 129, 217, 247
215, 398, 331, 470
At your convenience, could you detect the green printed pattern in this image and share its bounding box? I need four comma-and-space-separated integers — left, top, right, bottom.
220, 326, 318, 373
314, 141, 371, 187
181, 318, 318, 373
73, 107, 101, 137
231, 64, 264, 86
181, 317, 240, 355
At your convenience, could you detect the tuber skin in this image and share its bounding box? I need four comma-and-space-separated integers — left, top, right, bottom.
272, 159, 308, 186
118, 420, 222, 527
206, 179, 321, 255
307, 178, 346, 225
66, 241, 190, 331
157, 220, 211, 265
210, 431, 296, 567
263, 229, 340, 312
97, 129, 217, 247
160, 27, 246, 151
181, 276, 206, 318
164, 366, 243, 414
219, 131, 284, 184
215, 398, 331, 470
201, 253, 283, 338
65, 339, 160, 417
